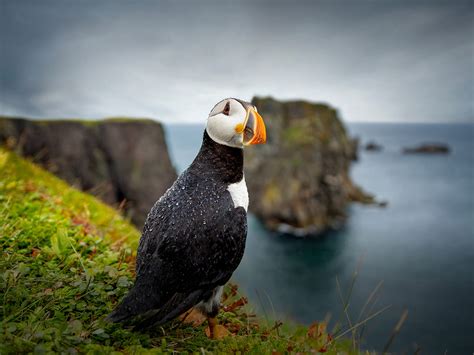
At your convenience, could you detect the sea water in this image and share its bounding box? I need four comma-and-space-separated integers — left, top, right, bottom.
165, 122, 474, 353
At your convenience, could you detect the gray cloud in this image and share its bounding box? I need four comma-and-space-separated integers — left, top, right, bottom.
0, 0, 472, 122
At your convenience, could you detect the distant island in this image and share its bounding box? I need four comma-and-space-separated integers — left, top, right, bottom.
364, 141, 383, 152
402, 143, 450, 154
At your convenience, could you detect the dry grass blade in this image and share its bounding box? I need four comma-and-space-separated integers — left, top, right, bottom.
334, 257, 365, 349
336, 276, 355, 349
332, 304, 392, 342
255, 289, 270, 325
66, 233, 88, 275
382, 309, 408, 354
358, 280, 384, 322
263, 289, 277, 321
357, 279, 384, 343
263, 290, 280, 336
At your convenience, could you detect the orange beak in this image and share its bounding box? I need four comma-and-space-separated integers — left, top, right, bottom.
242, 108, 266, 145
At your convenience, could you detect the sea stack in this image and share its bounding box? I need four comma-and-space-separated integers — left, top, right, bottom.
244, 96, 374, 236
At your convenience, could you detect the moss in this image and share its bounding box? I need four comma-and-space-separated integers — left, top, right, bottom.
263, 182, 282, 207
282, 124, 315, 146
0, 149, 355, 354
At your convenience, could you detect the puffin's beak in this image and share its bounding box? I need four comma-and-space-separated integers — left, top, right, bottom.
242, 108, 266, 145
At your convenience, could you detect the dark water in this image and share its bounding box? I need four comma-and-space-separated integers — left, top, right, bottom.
165, 122, 474, 354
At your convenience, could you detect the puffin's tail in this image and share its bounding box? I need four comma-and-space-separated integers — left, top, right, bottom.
106, 284, 160, 323
133, 289, 205, 331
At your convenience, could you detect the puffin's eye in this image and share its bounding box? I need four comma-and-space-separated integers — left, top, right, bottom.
223, 101, 230, 116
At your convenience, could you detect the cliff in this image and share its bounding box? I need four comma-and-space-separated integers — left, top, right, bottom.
245, 97, 374, 235
0, 117, 177, 227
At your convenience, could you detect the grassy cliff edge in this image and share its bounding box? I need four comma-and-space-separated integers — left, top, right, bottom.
0, 149, 354, 354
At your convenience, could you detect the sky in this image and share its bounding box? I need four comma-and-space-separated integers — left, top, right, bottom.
0, 0, 473, 123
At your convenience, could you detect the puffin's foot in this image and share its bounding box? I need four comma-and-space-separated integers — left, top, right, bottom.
180, 308, 206, 326
205, 317, 231, 339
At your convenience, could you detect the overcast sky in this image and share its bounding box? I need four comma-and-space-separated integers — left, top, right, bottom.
1, 0, 473, 123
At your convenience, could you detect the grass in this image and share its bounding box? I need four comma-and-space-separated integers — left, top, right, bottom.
0, 148, 358, 354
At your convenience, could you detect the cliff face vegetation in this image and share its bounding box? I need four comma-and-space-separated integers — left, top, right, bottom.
245, 97, 374, 235
0, 117, 177, 228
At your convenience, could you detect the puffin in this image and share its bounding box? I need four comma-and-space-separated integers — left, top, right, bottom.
107, 98, 266, 338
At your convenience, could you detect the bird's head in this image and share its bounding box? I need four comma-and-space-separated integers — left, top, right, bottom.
206, 98, 266, 148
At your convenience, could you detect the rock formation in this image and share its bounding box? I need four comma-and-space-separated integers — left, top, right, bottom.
244, 97, 374, 236
364, 141, 383, 152
0, 117, 177, 227
402, 143, 450, 154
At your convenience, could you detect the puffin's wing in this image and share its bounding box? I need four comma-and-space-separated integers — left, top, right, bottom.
107, 179, 183, 323
158, 204, 247, 290
133, 205, 247, 330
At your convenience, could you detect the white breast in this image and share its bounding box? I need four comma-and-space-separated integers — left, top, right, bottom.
227, 177, 249, 211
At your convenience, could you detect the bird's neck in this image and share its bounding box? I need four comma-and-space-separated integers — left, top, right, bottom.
189, 130, 243, 184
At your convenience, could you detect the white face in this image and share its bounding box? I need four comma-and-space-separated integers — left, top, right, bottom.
206, 98, 249, 148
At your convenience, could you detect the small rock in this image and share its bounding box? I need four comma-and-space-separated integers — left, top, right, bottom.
364, 141, 383, 152
402, 143, 450, 154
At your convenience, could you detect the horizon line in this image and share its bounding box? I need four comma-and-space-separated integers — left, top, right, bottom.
1, 114, 473, 125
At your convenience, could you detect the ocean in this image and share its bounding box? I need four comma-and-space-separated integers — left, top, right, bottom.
164, 122, 474, 354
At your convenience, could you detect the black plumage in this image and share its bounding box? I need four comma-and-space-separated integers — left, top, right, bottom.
107, 130, 248, 329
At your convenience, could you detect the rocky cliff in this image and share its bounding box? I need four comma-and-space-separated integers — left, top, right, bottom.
0, 117, 177, 227
245, 97, 374, 236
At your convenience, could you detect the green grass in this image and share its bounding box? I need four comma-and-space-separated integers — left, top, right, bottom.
0, 149, 356, 354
